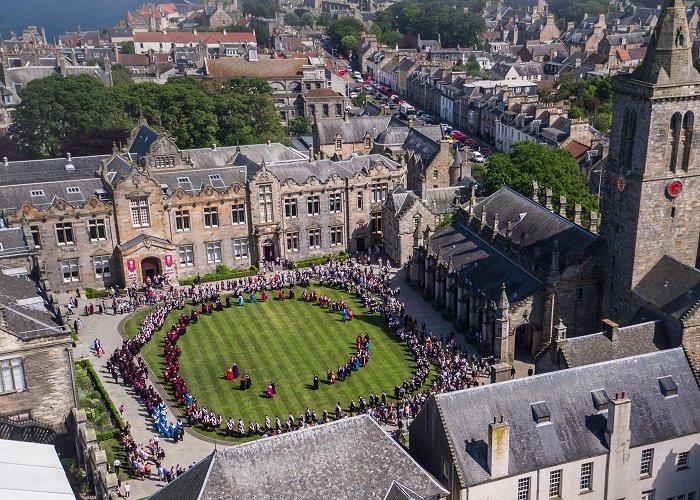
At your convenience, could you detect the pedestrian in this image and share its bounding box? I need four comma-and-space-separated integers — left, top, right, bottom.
510, 366, 516, 379
123, 482, 130, 498
113, 458, 120, 475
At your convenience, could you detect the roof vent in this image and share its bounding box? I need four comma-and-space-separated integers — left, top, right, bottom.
658, 376, 678, 398
65, 152, 74, 171
212, 143, 217, 151
590, 389, 610, 412
2, 157, 8, 166
530, 401, 551, 425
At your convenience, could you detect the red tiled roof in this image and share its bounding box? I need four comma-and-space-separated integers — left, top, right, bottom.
134, 31, 255, 45
617, 47, 631, 62
564, 140, 589, 160
117, 54, 151, 66
206, 58, 309, 78
305, 88, 343, 97
159, 3, 177, 14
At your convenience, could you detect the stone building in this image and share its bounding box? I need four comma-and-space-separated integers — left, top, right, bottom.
599, 0, 700, 368
0, 122, 405, 290
312, 114, 402, 159
0, 272, 75, 431
409, 186, 600, 361
410, 347, 700, 500
150, 415, 448, 500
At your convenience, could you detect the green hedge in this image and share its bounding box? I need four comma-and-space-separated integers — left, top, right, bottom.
76, 359, 125, 431
179, 265, 258, 286
83, 288, 105, 299
295, 250, 350, 269
96, 429, 121, 442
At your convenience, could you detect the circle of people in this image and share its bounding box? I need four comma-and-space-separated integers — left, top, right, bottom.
110, 258, 497, 446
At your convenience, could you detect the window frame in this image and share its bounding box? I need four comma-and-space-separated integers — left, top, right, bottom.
206, 241, 222, 263
308, 228, 321, 249
93, 255, 111, 278
30, 225, 41, 248
231, 203, 246, 225
357, 191, 364, 211
284, 197, 298, 218
640, 448, 654, 477
0, 357, 26, 393
129, 197, 151, 228
676, 451, 689, 470
175, 210, 191, 232
55, 222, 75, 245
307, 195, 320, 216
286, 231, 299, 252
87, 218, 106, 242
178, 245, 194, 266
233, 238, 248, 259
258, 185, 273, 223
579, 462, 593, 491
548, 469, 562, 499
517, 477, 530, 500
61, 258, 80, 283
203, 207, 220, 228
330, 225, 343, 246
328, 192, 342, 213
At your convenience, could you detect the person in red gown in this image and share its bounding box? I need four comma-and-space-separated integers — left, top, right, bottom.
278, 289, 284, 301
226, 367, 233, 380
262, 290, 268, 302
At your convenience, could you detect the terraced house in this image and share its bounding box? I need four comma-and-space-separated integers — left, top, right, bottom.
0, 121, 404, 292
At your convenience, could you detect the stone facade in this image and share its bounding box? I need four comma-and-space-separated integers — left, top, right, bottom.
600, 0, 700, 325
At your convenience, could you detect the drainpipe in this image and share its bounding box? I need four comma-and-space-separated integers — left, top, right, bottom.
67, 346, 78, 409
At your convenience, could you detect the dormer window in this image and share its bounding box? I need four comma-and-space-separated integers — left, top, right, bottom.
335, 137, 343, 150
591, 389, 610, 412
154, 155, 175, 168
658, 376, 678, 397
30, 189, 45, 197
530, 401, 551, 425
66, 186, 80, 194
364, 136, 371, 148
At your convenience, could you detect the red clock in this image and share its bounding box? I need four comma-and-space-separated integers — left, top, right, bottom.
616, 175, 625, 192
667, 179, 683, 198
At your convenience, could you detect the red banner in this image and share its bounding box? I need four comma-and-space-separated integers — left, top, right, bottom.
164, 254, 174, 273
127, 259, 137, 279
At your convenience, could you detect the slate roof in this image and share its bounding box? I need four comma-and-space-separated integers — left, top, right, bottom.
249, 154, 401, 185
0, 228, 29, 259
424, 348, 700, 487
0, 273, 64, 340
154, 166, 247, 195
562, 320, 669, 368
129, 124, 159, 157
0, 155, 106, 186
152, 415, 447, 500
388, 187, 419, 216
403, 128, 441, 164
633, 255, 700, 320
429, 218, 544, 303
423, 187, 461, 215
0, 178, 107, 212
315, 116, 402, 144
473, 187, 598, 266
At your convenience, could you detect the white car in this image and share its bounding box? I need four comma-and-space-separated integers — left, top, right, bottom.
469, 150, 485, 163
349, 92, 358, 98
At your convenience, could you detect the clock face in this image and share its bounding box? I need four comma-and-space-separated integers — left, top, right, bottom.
667, 179, 683, 198
617, 175, 625, 192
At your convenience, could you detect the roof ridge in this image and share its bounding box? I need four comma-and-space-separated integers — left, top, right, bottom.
433, 395, 466, 486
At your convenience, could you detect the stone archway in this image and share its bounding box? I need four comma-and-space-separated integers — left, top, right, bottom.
141, 256, 161, 282
514, 323, 535, 360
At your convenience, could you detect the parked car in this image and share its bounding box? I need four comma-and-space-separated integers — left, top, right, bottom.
349, 92, 358, 99
390, 94, 399, 102
469, 150, 485, 163
481, 146, 492, 154
442, 124, 453, 133
388, 103, 398, 109
338, 70, 346, 76
463, 138, 477, 146
451, 131, 465, 140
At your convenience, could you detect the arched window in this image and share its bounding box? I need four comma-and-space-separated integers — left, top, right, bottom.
669, 112, 682, 172
623, 110, 636, 167
682, 111, 694, 172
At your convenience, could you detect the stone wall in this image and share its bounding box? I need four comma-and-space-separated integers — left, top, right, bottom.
0, 331, 75, 425
69, 408, 118, 500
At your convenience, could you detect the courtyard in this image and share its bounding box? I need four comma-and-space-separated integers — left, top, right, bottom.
124, 285, 424, 441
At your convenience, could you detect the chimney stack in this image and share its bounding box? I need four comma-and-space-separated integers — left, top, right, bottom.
545, 188, 553, 210
605, 391, 631, 499
603, 318, 619, 343
488, 415, 510, 478
0, 304, 6, 328
574, 203, 581, 225
2, 157, 8, 166
558, 195, 566, 217
589, 211, 598, 234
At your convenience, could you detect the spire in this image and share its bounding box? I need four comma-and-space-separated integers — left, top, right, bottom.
631, 0, 700, 84
498, 283, 509, 310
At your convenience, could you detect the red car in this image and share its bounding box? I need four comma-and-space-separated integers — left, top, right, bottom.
338, 70, 346, 75
481, 147, 492, 154
463, 138, 477, 146
451, 131, 465, 140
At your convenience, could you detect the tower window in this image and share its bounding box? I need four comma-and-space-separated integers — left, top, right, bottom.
682, 111, 694, 173
671, 206, 676, 218
669, 112, 682, 173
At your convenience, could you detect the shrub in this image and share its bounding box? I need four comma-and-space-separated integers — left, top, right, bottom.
179, 266, 259, 286
84, 288, 105, 299
295, 251, 351, 269
76, 359, 125, 430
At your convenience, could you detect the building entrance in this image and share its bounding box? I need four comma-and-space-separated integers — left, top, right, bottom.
141, 257, 161, 282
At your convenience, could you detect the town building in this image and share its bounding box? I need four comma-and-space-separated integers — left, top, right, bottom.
132, 30, 255, 55
150, 415, 448, 500
410, 347, 700, 500
0, 271, 74, 438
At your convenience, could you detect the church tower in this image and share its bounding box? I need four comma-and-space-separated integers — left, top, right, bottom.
601, 0, 700, 323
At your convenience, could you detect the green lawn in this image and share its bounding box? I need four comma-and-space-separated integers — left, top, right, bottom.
125, 287, 422, 441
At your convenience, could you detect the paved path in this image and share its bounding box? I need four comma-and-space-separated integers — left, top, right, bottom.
62, 263, 533, 497
68, 301, 221, 499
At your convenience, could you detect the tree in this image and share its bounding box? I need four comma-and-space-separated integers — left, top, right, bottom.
483, 142, 598, 220
301, 12, 316, 28
255, 25, 271, 48
377, 30, 403, 48
110, 64, 134, 86
9, 74, 132, 157
120, 41, 135, 54
284, 12, 302, 27
118, 77, 218, 149
316, 11, 331, 27
328, 17, 365, 54
202, 77, 285, 145
242, 0, 277, 18
352, 91, 367, 107
287, 116, 312, 136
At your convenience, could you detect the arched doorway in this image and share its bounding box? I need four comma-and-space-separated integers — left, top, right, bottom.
141, 257, 161, 282
262, 239, 275, 262
515, 323, 535, 360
